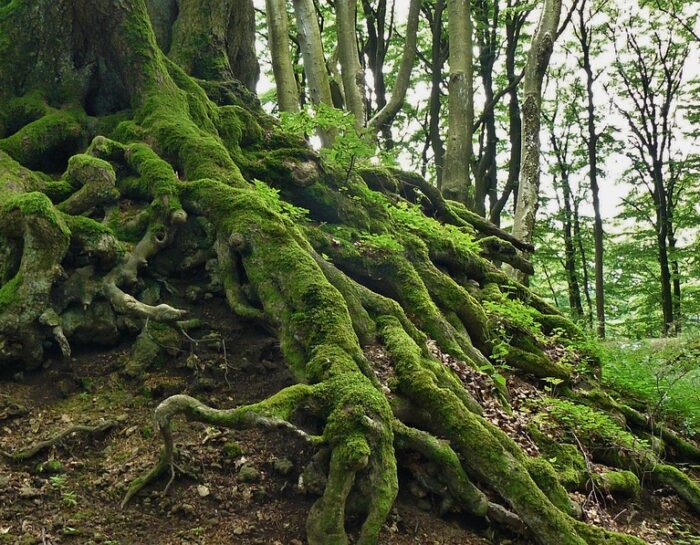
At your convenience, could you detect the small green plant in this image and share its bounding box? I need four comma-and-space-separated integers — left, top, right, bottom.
49, 474, 67, 489
541, 397, 650, 452
280, 104, 375, 178
61, 490, 78, 507
252, 179, 309, 222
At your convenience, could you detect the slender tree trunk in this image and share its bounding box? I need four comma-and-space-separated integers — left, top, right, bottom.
442, 0, 474, 205
368, 0, 421, 135
560, 176, 583, 318
266, 0, 300, 112
653, 163, 675, 336
474, 0, 499, 218
362, 0, 387, 115
578, 6, 606, 338
429, 0, 447, 190
509, 0, 562, 281
336, 0, 366, 128
489, 4, 525, 226
292, 0, 335, 146
668, 222, 681, 333
573, 198, 594, 329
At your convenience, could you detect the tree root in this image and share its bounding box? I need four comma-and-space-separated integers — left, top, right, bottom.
0, 420, 117, 461
122, 386, 319, 507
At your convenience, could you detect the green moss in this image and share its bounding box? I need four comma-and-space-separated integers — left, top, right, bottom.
529, 425, 587, 490
0, 273, 20, 312
651, 464, 700, 512
0, 92, 49, 137
223, 441, 243, 461
123, 143, 183, 221
0, 109, 86, 171
378, 316, 586, 545
523, 456, 575, 514
1, 192, 70, 240
62, 214, 113, 241
593, 470, 640, 497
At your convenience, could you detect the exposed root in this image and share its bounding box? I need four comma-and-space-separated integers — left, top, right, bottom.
102, 282, 186, 322
0, 420, 117, 461
123, 386, 319, 507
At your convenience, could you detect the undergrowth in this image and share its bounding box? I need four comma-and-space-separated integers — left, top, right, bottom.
600, 336, 700, 436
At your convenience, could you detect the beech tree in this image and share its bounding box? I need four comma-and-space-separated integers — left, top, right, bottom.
1, 2, 699, 545
608, 10, 691, 335
510, 0, 564, 281
441, 0, 475, 205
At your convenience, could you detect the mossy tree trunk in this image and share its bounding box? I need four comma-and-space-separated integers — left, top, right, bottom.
0, 2, 697, 545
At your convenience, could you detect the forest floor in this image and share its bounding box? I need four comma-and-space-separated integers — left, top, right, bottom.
0, 296, 698, 545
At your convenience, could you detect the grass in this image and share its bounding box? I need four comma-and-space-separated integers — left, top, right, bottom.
600, 335, 700, 437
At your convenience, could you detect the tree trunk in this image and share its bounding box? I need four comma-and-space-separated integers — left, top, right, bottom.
668, 224, 681, 333
509, 0, 562, 281
292, 0, 336, 146
473, 0, 499, 218
578, 2, 606, 338
428, 0, 447, 189
573, 198, 594, 330
367, 0, 421, 135
442, 0, 474, 205
653, 162, 675, 336
489, 1, 527, 225
265, 0, 300, 112
561, 175, 584, 319
335, 0, 366, 128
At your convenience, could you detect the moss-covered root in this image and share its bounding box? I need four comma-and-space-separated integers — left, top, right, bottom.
651, 464, 700, 513
380, 316, 643, 545
56, 154, 119, 215
123, 386, 318, 507
592, 470, 640, 498
393, 421, 490, 516
0, 190, 71, 368
180, 180, 403, 544
378, 316, 588, 545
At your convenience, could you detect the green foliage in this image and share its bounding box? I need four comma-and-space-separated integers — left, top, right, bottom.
280, 104, 374, 174
483, 292, 544, 365
541, 397, 650, 452
601, 337, 700, 435
252, 179, 309, 222
387, 200, 481, 255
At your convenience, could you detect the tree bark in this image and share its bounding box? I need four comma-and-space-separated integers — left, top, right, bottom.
367, 0, 421, 135
427, 0, 447, 190
442, 0, 474, 205
266, 0, 300, 112
509, 0, 562, 282
489, 0, 528, 226
293, 0, 336, 146
336, 0, 366, 128
473, 0, 499, 218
